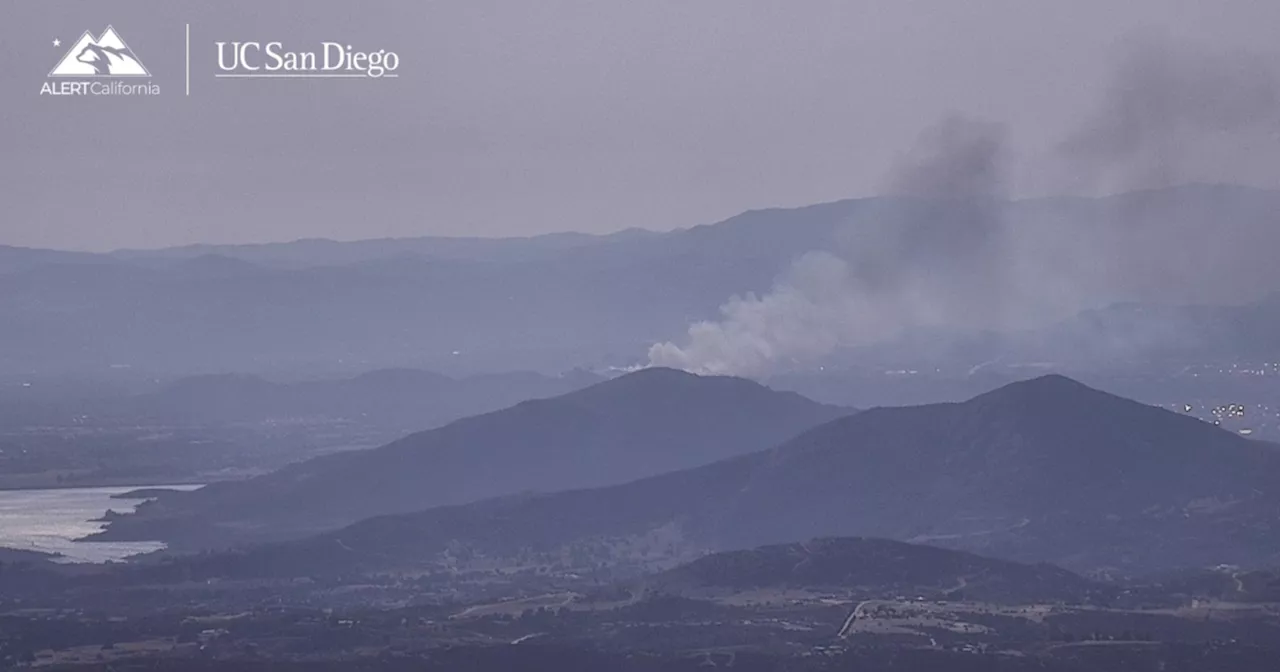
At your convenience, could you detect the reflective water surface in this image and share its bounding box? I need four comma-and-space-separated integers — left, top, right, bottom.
0, 484, 201, 563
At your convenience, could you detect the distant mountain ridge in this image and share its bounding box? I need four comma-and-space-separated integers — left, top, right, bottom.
108, 230, 662, 269
4, 185, 1279, 376
183, 374, 1280, 577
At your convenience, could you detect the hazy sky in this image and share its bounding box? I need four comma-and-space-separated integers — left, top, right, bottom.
2, 1, 1278, 251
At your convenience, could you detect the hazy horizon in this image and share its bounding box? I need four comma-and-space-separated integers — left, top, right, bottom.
2, 180, 1269, 254
5, 1, 1280, 251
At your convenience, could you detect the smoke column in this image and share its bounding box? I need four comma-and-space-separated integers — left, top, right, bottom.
1062, 35, 1280, 191
649, 116, 1011, 375
649, 37, 1280, 376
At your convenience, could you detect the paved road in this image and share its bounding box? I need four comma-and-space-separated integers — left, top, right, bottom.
837, 600, 876, 638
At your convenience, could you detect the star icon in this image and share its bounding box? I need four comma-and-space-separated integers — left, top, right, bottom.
52, 38, 61, 47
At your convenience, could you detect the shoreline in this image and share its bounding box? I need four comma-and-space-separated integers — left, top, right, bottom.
0, 476, 220, 493
0, 485, 202, 563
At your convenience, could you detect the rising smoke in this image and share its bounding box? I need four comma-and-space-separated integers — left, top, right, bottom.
648, 116, 1013, 376
649, 37, 1280, 376
1062, 35, 1280, 191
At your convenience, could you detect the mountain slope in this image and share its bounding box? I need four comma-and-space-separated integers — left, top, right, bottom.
650, 537, 1106, 604
96, 368, 850, 548
127, 368, 600, 431
712, 374, 1280, 569
196, 374, 1280, 576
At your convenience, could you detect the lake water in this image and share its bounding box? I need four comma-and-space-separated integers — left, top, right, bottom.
0, 484, 202, 563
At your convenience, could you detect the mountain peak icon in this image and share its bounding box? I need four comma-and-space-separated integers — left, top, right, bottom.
49, 26, 151, 77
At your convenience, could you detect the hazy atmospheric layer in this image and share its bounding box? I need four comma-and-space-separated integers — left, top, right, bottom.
4, 2, 1280, 251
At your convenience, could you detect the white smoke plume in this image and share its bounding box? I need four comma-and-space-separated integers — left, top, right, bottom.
650, 116, 1010, 376
649, 37, 1280, 376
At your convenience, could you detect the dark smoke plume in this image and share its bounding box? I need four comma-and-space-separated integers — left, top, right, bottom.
1062, 35, 1280, 190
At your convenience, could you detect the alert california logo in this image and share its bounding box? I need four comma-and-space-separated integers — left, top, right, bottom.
41, 25, 161, 96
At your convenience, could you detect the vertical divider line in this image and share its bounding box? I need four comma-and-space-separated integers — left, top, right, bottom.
185, 24, 190, 96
